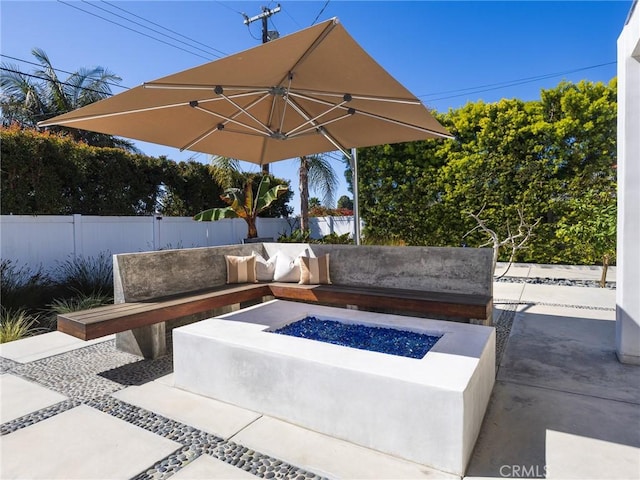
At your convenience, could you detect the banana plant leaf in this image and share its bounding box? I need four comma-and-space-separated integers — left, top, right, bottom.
193, 206, 238, 221
255, 177, 288, 213
193, 176, 288, 225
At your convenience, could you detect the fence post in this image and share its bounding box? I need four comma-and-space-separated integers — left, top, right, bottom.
152, 216, 162, 250
72, 214, 82, 259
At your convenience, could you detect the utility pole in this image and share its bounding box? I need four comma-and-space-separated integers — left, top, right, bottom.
243, 4, 282, 175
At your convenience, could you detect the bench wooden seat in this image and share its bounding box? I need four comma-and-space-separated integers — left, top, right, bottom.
58, 282, 492, 346
269, 283, 492, 322
57, 283, 272, 341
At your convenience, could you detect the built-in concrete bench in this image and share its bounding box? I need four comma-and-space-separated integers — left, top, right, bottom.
57, 243, 493, 358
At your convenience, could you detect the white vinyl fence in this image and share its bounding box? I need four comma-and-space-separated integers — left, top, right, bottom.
0, 214, 354, 272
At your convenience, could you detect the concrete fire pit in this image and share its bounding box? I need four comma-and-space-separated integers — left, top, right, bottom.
173, 300, 495, 475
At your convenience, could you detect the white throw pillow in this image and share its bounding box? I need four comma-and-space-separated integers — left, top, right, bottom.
253, 251, 277, 281
273, 252, 303, 282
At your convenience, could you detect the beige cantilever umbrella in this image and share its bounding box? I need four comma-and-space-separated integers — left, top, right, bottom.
39, 18, 452, 241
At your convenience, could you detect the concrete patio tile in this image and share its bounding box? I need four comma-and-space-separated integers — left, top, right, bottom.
498, 304, 640, 403
519, 283, 616, 308
170, 455, 256, 479
111, 380, 262, 439
232, 415, 457, 479
155, 373, 175, 386
465, 381, 640, 479
528, 264, 615, 282
0, 404, 180, 479
0, 374, 67, 423
0, 331, 115, 363
546, 430, 640, 479
494, 263, 531, 278
492, 281, 525, 302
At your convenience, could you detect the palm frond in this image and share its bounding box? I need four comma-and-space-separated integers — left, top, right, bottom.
306, 154, 338, 208
209, 155, 243, 189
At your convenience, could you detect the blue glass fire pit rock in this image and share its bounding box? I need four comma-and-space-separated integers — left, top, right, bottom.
272, 316, 441, 359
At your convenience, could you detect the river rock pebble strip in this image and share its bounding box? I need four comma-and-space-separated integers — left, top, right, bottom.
0, 276, 610, 478
1, 340, 325, 479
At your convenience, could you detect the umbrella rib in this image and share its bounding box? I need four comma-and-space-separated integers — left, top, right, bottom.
276, 19, 338, 87
355, 109, 454, 139
286, 95, 349, 136
291, 88, 423, 105
267, 93, 277, 131
37, 100, 190, 127
181, 93, 273, 151
318, 128, 351, 158
218, 92, 274, 135
284, 97, 350, 157
36, 92, 263, 127
186, 93, 272, 145
278, 74, 294, 134
289, 91, 453, 139
287, 112, 354, 138
180, 123, 223, 152
192, 105, 268, 136
145, 82, 272, 94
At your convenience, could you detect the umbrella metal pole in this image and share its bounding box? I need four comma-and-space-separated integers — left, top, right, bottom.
351, 147, 361, 245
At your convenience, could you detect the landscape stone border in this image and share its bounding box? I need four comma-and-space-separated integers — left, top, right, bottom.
1, 340, 324, 479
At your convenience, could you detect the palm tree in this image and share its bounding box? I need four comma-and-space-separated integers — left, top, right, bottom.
209, 155, 243, 189
1, 48, 135, 151
210, 153, 338, 232
299, 154, 338, 232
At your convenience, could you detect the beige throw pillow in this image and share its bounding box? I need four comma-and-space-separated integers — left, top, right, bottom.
225, 255, 257, 284
299, 254, 331, 285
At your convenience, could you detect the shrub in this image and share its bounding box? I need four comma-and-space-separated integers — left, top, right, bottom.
54, 252, 113, 297
361, 234, 407, 247
49, 292, 113, 314
0, 308, 43, 343
278, 229, 313, 243
48, 291, 113, 329
0, 259, 54, 312
318, 233, 353, 244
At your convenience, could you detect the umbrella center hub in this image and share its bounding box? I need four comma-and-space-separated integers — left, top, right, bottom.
270, 131, 287, 140
269, 86, 288, 97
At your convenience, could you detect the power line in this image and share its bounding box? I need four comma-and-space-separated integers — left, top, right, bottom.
214, 1, 244, 16
56, 0, 214, 61
419, 61, 616, 102
0, 53, 131, 91
282, 6, 303, 29
0, 66, 118, 98
78, 0, 222, 58
101, 0, 227, 57
311, 0, 330, 26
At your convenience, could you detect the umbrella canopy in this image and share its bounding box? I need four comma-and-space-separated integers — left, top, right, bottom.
38, 18, 451, 165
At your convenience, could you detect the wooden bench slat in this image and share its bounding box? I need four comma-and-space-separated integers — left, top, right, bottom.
64, 285, 269, 322
269, 283, 492, 320
57, 284, 272, 340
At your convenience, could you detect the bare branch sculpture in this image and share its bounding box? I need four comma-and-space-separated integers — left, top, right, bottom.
464, 205, 541, 278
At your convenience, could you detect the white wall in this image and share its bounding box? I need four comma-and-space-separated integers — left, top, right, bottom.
616, 1, 640, 364
0, 215, 354, 272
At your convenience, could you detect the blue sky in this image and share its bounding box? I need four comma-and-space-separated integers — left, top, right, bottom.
0, 1, 631, 212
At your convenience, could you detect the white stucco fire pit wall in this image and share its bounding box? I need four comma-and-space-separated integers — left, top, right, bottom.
173, 300, 495, 476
